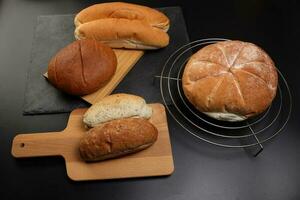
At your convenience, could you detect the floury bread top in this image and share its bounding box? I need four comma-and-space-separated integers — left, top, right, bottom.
182, 40, 278, 121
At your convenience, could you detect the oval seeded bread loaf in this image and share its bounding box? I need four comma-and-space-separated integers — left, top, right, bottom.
182, 40, 278, 121
79, 118, 158, 161
83, 93, 152, 127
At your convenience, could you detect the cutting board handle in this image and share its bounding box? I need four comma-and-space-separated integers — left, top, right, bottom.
11, 132, 65, 158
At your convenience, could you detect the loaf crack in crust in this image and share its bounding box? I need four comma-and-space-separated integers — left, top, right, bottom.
182, 40, 278, 121
78, 42, 87, 87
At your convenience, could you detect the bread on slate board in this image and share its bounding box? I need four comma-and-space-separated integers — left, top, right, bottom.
83, 93, 152, 127
74, 2, 170, 49
75, 18, 169, 50
182, 40, 278, 121
79, 118, 158, 162
47, 39, 117, 96
74, 2, 170, 31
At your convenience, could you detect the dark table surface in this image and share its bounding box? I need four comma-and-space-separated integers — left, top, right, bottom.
1, 0, 300, 199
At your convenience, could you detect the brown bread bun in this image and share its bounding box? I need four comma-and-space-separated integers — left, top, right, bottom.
47, 39, 117, 96
79, 118, 158, 161
182, 40, 278, 121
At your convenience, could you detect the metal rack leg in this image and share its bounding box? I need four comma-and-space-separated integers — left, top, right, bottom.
248, 125, 264, 157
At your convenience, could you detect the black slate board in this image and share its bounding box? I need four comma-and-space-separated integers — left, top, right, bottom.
23, 7, 190, 114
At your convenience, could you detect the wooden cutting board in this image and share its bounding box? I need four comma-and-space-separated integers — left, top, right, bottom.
82, 49, 144, 104
11, 103, 174, 181
45, 49, 144, 105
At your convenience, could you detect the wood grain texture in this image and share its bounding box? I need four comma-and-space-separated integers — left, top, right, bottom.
11, 103, 174, 181
82, 49, 144, 104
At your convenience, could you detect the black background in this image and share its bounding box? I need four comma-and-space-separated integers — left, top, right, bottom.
1, 0, 300, 199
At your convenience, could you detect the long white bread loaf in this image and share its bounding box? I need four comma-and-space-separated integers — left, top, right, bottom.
74, 2, 170, 50
75, 18, 169, 49
74, 2, 170, 31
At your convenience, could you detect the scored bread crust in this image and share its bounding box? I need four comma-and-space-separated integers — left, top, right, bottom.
83, 93, 153, 127
182, 40, 278, 121
74, 2, 169, 31
75, 18, 169, 49
79, 118, 158, 162
47, 40, 117, 96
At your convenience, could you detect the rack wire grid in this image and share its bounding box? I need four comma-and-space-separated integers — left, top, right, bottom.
159, 38, 292, 156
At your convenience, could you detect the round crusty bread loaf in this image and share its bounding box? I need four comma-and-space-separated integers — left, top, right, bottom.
83, 93, 153, 127
182, 40, 278, 121
47, 39, 117, 96
79, 118, 158, 162
75, 18, 169, 49
74, 2, 169, 31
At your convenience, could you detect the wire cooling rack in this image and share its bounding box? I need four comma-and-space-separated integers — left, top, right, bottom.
159, 38, 292, 156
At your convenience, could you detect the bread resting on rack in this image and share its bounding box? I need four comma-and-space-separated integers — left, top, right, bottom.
182, 40, 278, 121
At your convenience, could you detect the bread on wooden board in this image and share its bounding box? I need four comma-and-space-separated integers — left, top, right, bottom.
79, 118, 158, 161
47, 39, 117, 96
182, 40, 278, 121
83, 93, 152, 127
74, 2, 170, 49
